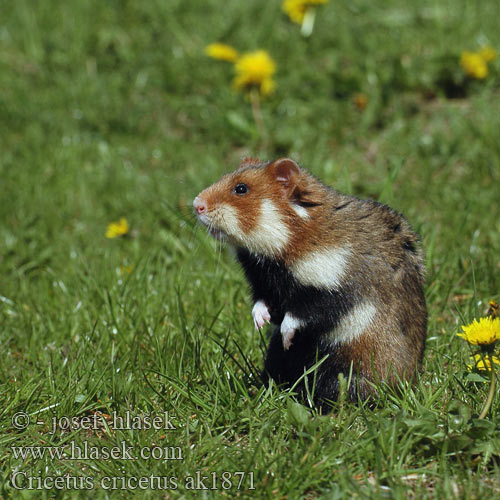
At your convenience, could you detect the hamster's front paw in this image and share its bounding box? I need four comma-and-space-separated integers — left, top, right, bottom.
280, 312, 303, 350
252, 300, 271, 330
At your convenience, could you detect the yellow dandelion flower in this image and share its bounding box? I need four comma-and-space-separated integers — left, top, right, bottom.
478, 46, 497, 63
460, 51, 488, 79
205, 43, 239, 63
120, 265, 132, 275
282, 0, 328, 24
233, 50, 277, 96
457, 316, 500, 345
105, 218, 129, 239
468, 353, 500, 372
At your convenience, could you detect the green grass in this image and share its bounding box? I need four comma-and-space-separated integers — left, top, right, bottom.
1, 0, 500, 498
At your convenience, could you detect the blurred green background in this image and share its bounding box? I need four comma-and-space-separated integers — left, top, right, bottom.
1, 0, 499, 498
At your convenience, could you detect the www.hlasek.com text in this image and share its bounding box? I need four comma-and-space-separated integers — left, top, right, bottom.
11, 440, 183, 461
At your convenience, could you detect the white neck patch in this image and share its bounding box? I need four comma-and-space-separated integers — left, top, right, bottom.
328, 301, 377, 345
215, 203, 241, 237
290, 246, 351, 289
243, 199, 291, 256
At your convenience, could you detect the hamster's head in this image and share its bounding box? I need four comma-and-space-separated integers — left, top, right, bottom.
193, 158, 324, 258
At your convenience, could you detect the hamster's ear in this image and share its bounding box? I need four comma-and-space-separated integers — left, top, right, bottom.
238, 156, 261, 169
268, 158, 300, 192
270, 158, 322, 206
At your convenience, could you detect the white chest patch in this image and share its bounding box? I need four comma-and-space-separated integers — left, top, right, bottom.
243, 199, 290, 256
328, 301, 377, 346
290, 246, 351, 289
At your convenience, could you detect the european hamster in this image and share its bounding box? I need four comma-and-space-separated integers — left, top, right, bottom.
194, 157, 427, 409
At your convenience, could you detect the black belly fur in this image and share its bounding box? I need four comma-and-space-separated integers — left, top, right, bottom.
236, 248, 363, 409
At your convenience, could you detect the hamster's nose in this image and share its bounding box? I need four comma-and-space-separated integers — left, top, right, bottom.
193, 197, 207, 215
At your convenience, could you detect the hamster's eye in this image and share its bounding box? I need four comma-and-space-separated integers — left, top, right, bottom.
233, 183, 248, 195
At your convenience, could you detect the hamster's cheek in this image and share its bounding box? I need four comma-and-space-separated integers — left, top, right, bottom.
215, 204, 241, 237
